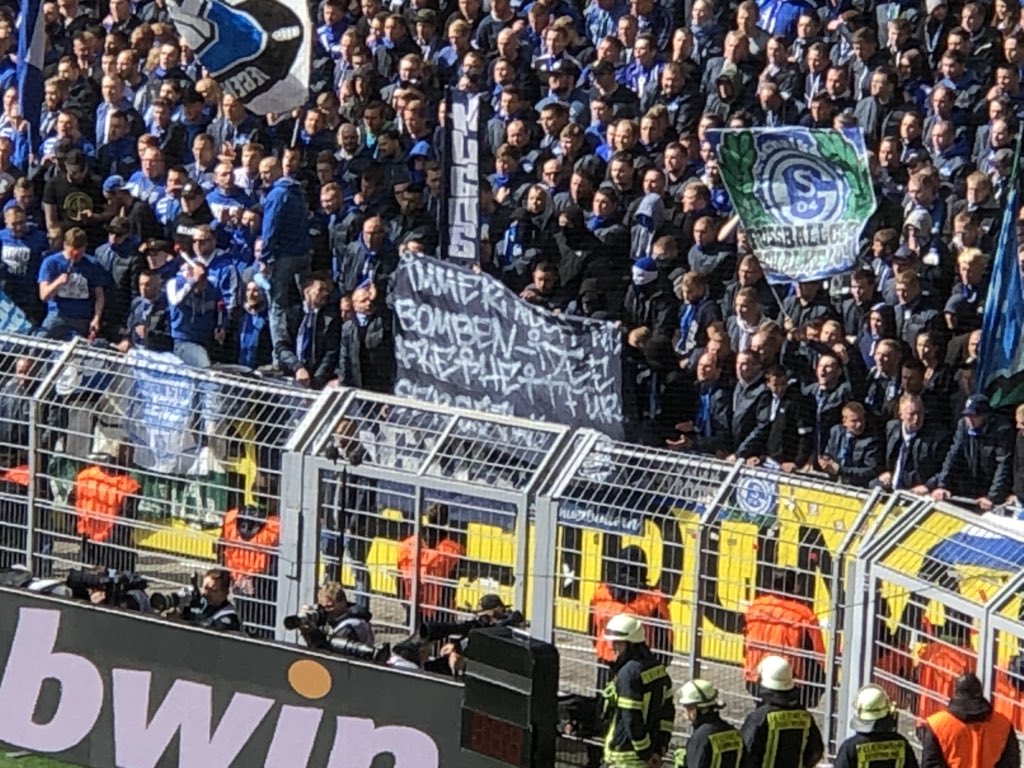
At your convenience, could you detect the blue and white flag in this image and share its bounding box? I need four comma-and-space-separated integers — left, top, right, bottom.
124, 350, 198, 474
977, 187, 1024, 407
17, 0, 45, 158
0, 286, 30, 335
168, 0, 312, 115
708, 128, 876, 283
442, 90, 482, 266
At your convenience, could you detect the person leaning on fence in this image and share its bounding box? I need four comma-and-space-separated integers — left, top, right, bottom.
71, 444, 140, 575
742, 568, 825, 709
674, 679, 743, 768
833, 685, 919, 768
397, 502, 464, 622
217, 475, 280, 640
599, 614, 674, 768
920, 673, 1020, 768
590, 547, 674, 690
740, 655, 824, 768
925, 394, 1015, 512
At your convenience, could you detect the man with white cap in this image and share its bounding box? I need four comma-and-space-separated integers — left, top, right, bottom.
600, 613, 674, 767
740, 655, 823, 768
833, 685, 918, 768
674, 679, 743, 768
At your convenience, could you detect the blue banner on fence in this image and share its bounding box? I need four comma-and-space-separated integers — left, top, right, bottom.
124, 350, 197, 474
391, 256, 624, 438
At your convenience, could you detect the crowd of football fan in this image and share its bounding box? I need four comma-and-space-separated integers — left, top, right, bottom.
1, 0, 1024, 501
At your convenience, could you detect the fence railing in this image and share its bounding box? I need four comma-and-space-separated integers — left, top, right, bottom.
1, 333, 1023, 756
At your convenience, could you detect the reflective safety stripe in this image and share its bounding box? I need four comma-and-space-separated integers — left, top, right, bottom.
855, 739, 906, 768
709, 730, 744, 768
763, 710, 811, 768
641, 666, 667, 685
660, 719, 676, 732
619, 697, 645, 710
632, 734, 652, 752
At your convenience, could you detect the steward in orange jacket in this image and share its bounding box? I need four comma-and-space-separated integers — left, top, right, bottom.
398, 502, 464, 621
72, 448, 139, 574
219, 492, 281, 640
921, 674, 1020, 768
589, 552, 674, 689
0, 464, 30, 570
743, 568, 825, 708
916, 621, 977, 721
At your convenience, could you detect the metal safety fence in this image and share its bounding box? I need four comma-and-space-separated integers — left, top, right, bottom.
0, 334, 316, 640
2, 333, 1024, 759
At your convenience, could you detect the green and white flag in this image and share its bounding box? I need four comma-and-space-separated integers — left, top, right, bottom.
708, 127, 876, 283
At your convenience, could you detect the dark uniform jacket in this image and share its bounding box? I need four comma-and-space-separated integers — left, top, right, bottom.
184, 600, 242, 632
603, 645, 674, 765
740, 689, 824, 768
682, 710, 744, 768
833, 728, 919, 768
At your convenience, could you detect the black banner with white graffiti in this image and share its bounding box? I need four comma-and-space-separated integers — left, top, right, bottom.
442, 90, 482, 267
391, 256, 624, 438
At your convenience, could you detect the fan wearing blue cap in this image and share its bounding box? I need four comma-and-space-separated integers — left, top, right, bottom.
926, 393, 1015, 512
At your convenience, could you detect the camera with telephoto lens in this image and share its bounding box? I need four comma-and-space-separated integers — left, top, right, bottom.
283, 604, 328, 630
284, 606, 391, 662
149, 572, 203, 615
419, 609, 526, 642
65, 568, 149, 608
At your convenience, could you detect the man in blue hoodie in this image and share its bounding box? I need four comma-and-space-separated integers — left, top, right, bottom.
259, 156, 311, 358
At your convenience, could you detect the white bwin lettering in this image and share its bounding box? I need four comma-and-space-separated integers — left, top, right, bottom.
0, 608, 441, 767
224, 66, 270, 98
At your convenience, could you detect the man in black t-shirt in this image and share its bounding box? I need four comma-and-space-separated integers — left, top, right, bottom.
41, 150, 106, 248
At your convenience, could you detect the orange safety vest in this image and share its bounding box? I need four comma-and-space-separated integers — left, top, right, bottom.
221, 509, 281, 580
926, 708, 1013, 768
398, 536, 464, 619
993, 669, 1024, 732
590, 583, 673, 663
75, 466, 140, 543
917, 641, 976, 720
743, 593, 825, 683
0, 465, 30, 487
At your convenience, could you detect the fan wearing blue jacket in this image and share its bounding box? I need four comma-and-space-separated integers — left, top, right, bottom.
259, 157, 311, 359
0, 205, 48, 325
166, 241, 226, 369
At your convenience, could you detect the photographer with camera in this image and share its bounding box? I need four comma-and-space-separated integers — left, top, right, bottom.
284, 582, 388, 662
176, 568, 242, 632
66, 565, 154, 612
420, 594, 525, 677
293, 582, 375, 649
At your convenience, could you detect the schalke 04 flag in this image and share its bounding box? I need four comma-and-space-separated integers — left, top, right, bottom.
708, 128, 876, 283
168, 0, 312, 115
